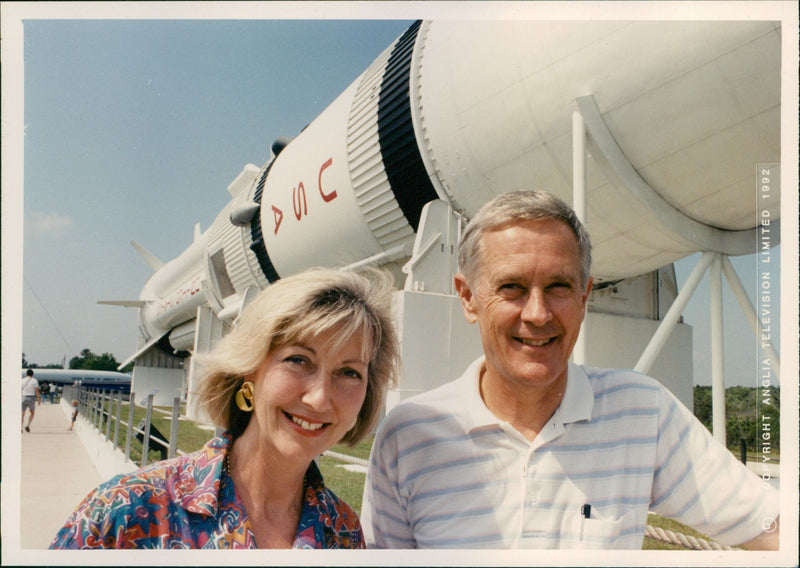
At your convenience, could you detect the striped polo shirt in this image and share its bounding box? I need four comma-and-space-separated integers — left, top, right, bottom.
362, 357, 779, 549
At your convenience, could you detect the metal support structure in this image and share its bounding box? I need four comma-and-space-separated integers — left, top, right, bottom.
168, 396, 181, 459
341, 241, 414, 273
634, 251, 782, 448
88, 391, 94, 426
573, 96, 774, 440
710, 254, 726, 444
572, 111, 587, 221
572, 110, 587, 365
141, 393, 155, 467
402, 200, 462, 295
720, 255, 780, 376
94, 391, 101, 429
575, 95, 758, 255
125, 393, 135, 462
107, 393, 114, 440
113, 391, 122, 448
635, 251, 715, 373
73, 386, 188, 473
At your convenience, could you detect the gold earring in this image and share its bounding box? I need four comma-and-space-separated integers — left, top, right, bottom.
235, 381, 255, 412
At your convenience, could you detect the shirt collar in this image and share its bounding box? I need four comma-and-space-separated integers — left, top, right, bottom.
178, 433, 350, 549
460, 357, 505, 431
558, 362, 594, 424
463, 358, 595, 434
177, 434, 332, 516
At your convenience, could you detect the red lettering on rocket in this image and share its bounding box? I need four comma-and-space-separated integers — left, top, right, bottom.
319, 158, 337, 202
272, 205, 284, 235
271, 158, 337, 235
293, 182, 308, 220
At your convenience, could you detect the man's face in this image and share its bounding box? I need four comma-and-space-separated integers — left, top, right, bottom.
455, 219, 592, 397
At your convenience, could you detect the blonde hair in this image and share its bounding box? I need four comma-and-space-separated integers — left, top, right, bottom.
195, 268, 399, 446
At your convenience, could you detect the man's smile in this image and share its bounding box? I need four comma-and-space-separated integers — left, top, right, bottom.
515, 336, 556, 347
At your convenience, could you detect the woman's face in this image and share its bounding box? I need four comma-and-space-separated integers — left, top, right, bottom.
244, 327, 370, 465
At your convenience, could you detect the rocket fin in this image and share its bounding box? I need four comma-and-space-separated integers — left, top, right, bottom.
131, 240, 165, 272
238, 286, 261, 319
227, 163, 261, 197
98, 300, 146, 308
117, 334, 165, 370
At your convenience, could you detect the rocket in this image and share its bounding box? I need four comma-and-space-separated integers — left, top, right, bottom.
103, 20, 781, 408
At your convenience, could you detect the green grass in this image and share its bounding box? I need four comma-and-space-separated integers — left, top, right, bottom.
319, 456, 367, 512
318, 436, 373, 513
329, 436, 375, 461
93, 400, 214, 465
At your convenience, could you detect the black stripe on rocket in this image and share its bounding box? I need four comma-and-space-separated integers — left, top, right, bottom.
377, 20, 438, 231
249, 20, 435, 283
249, 163, 282, 282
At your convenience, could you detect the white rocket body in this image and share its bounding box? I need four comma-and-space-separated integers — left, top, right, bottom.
124, 20, 780, 408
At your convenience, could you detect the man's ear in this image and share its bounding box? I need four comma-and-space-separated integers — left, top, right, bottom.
454, 273, 479, 324
581, 277, 594, 309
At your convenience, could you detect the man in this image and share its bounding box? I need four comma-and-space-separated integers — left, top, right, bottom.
39, 380, 51, 404
21, 368, 41, 432
362, 190, 780, 549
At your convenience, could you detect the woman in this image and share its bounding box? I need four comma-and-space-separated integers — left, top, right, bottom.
50, 268, 399, 549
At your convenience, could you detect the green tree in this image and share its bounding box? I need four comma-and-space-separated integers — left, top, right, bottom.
693, 386, 712, 430
22, 352, 43, 369
69, 348, 122, 371
726, 415, 757, 449
694, 385, 780, 453
757, 388, 780, 451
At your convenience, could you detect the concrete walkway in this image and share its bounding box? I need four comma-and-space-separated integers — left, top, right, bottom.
20, 402, 102, 549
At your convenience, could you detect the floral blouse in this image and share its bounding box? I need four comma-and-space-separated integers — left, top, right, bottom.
50, 433, 364, 549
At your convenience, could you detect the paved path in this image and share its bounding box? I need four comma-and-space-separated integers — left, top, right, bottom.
20, 402, 102, 549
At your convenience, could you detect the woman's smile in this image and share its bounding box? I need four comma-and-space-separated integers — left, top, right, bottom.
284, 411, 328, 433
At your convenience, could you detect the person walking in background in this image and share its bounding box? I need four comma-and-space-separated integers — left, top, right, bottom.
39, 380, 51, 404
67, 400, 79, 431
51, 268, 400, 549
21, 369, 40, 432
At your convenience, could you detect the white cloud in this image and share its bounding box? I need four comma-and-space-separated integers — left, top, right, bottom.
27, 211, 73, 237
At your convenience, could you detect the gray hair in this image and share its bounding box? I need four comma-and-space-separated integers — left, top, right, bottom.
194, 267, 400, 446
458, 190, 592, 286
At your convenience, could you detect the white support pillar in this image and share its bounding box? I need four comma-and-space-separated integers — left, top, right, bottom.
635, 251, 715, 374
710, 254, 726, 445
572, 110, 587, 365
720, 255, 780, 376
572, 111, 587, 220
186, 305, 226, 422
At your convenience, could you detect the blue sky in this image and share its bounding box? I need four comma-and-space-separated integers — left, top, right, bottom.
5, 7, 794, 389
18, 17, 414, 367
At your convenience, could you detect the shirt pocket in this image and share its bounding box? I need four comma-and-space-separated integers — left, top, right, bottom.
565, 508, 641, 549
